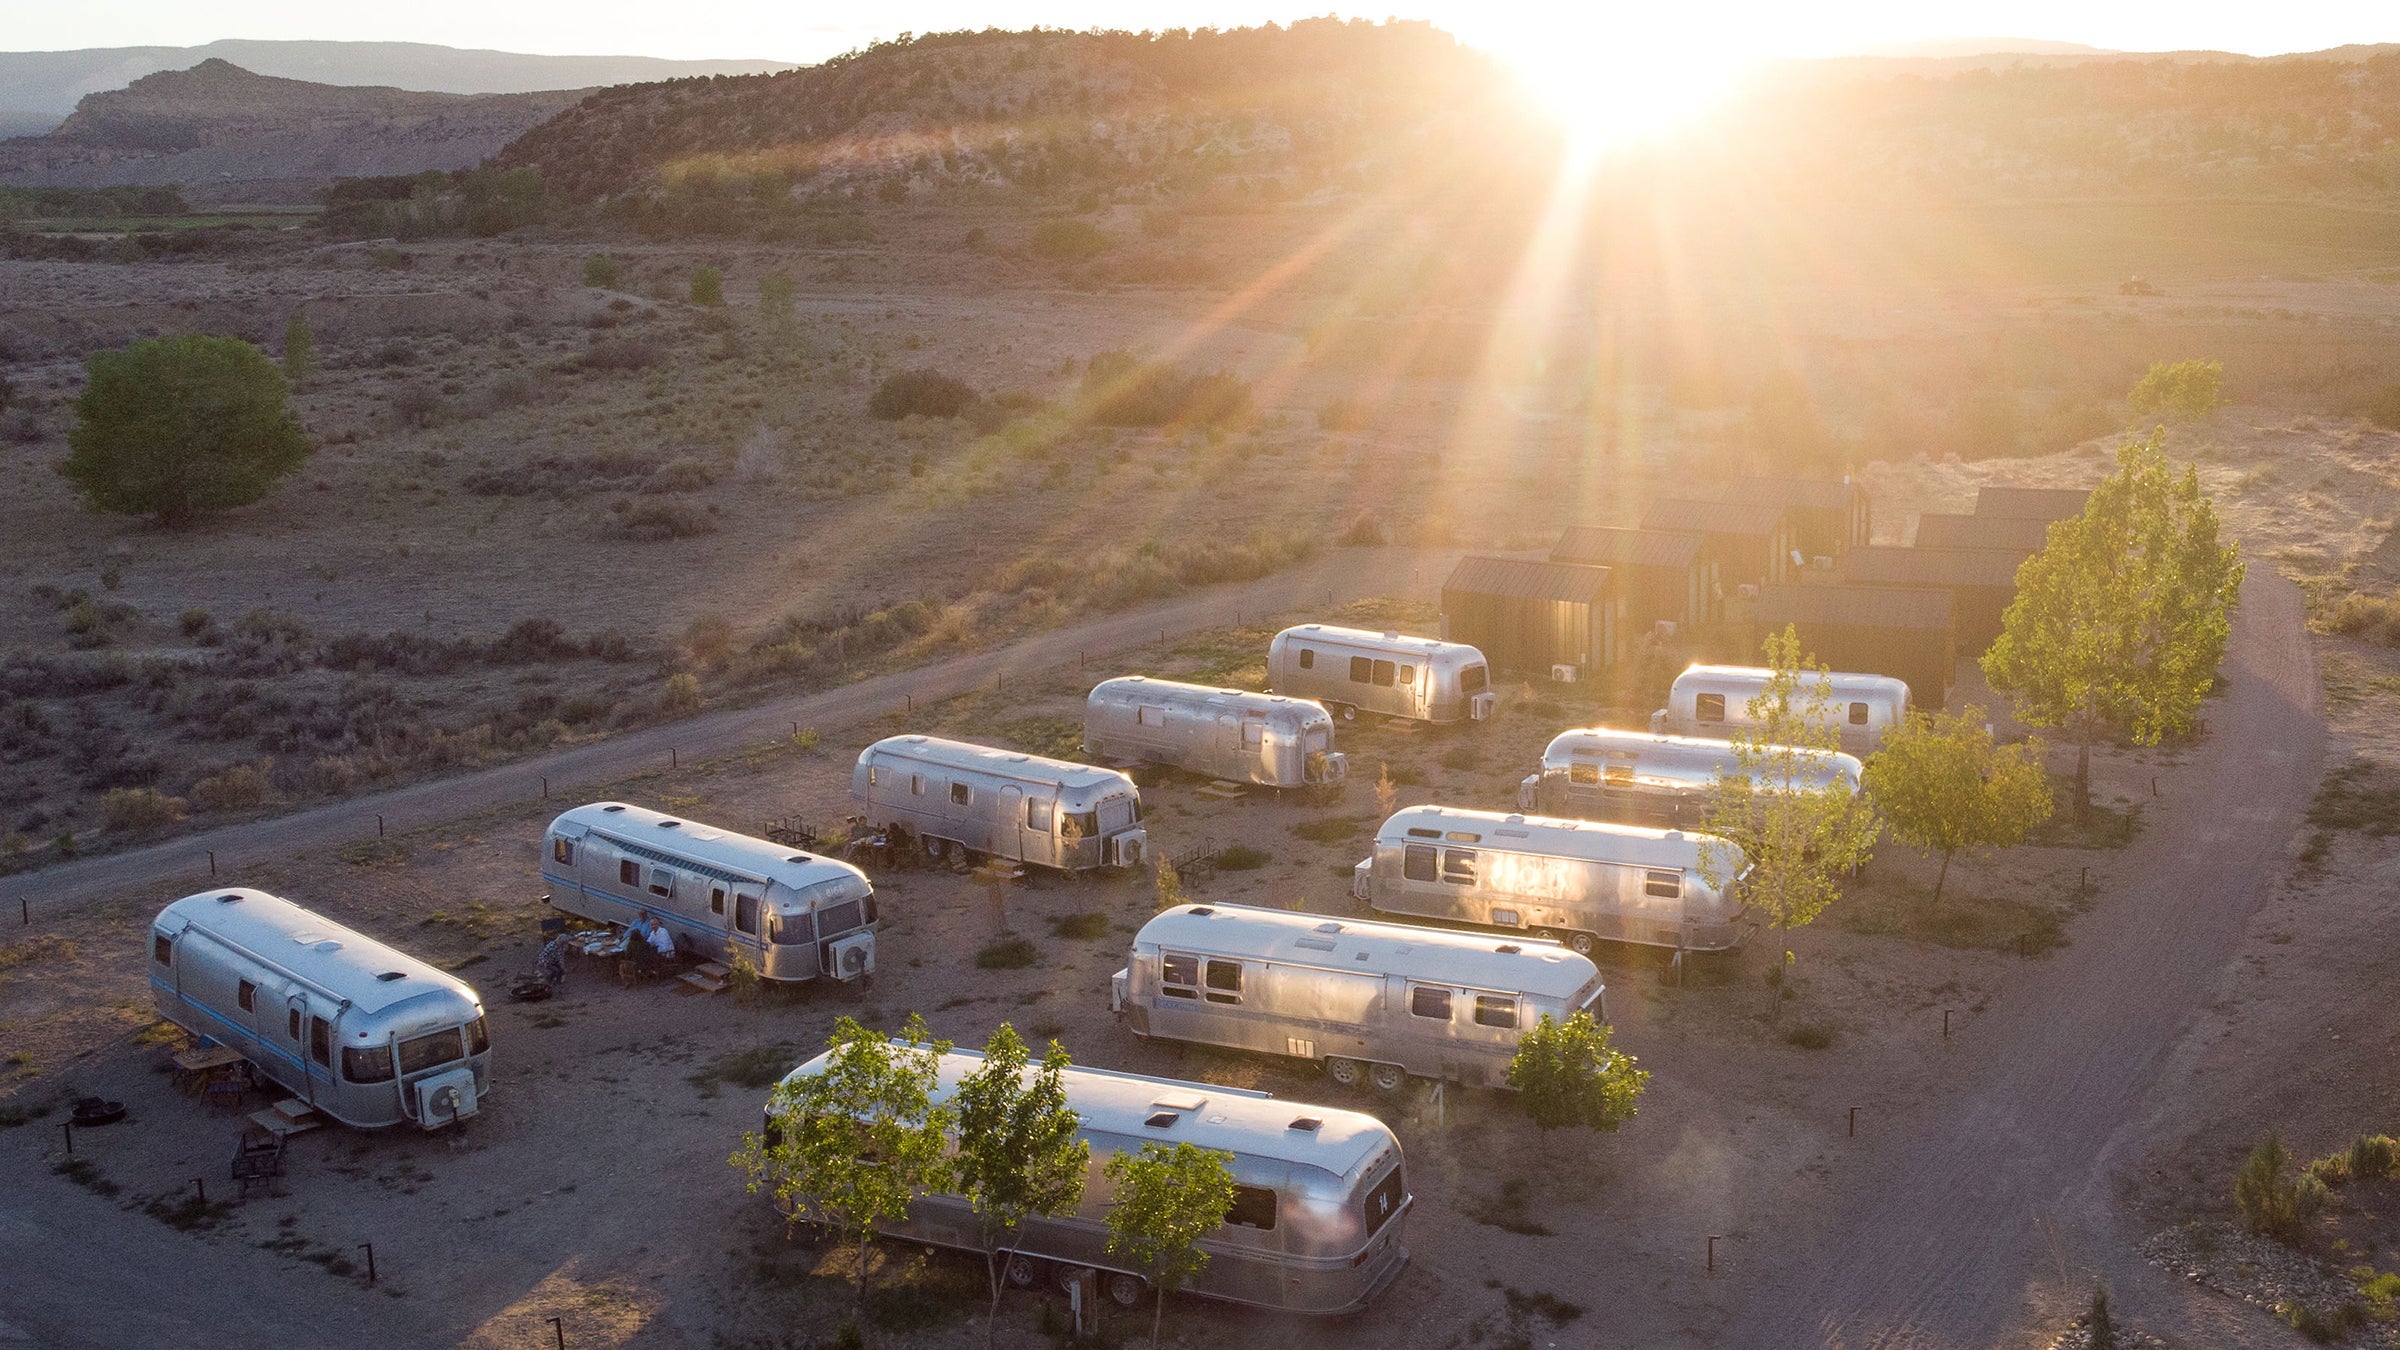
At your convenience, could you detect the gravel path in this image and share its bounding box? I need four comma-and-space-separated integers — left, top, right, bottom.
1741, 572, 2323, 1347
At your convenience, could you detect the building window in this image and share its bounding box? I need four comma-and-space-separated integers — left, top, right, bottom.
1849, 701, 1870, 726
619, 860, 639, 886
1372, 659, 1396, 687
1225, 1185, 1279, 1231
1644, 870, 1682, 899
237, 980, 256, 1013
1473, 995, 1519, 1029
552, 837, 574, 865
152, 934, 172, 965
1442, 848, 1477, 885
1298, 648, 1315, 670
1160, 954, 1199, 999
1204, 960, 1243, 1005
1402, 844, 1438, 882
1695, 693, 1726, 722
950, 782, 971, 806
1409, 986, 1452, 1020
1349, 655, 1373, 684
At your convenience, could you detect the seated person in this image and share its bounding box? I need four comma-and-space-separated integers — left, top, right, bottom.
627, 914, 661, 977
645, 915, 678, 966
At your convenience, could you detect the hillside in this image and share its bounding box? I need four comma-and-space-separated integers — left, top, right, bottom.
0, 60, 587, 197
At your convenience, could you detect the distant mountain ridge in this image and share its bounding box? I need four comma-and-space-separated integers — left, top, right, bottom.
0, 38, 791, 128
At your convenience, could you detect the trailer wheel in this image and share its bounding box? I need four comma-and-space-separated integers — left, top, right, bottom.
1052, 1264, 1095, 1296
1002, 1252, 1045, 1289
921, 835, 947, 862
1325, 1056, 1364, 1088
1531, 927, 1562, 947
1105, 1272, 1147, 1309
1369, 1062, 1406, 1093
1566, 931, 1600, 959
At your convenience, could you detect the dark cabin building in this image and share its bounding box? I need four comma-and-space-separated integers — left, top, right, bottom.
1732, 476, 1872, 564
1755, 583, 1956, 703
1640, 498, 1798, 598
1441, 556, 1623, 681
1913, 512, 2053, 556
1839, 545, 2024, 652
1549, 527, 1713, 634
1974, 486, 2090, 523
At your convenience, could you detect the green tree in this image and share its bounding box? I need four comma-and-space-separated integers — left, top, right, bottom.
691, 265, 725, 307
1697, 625, 1882, 1009
2127, 358, 2223, 422
582, 253, 622, 289
1981, 432, 2244, 820
1103, 1141, 1237, 1350
757, 270, 796, 336
62, 335, 308, 525
732, 1015, 952, 1340
1861, 707, 2052, 903
280, 311, 316, 390
2233, 1131, 2329, 1243
1505, 1010, 1649, 1132
952, 1024, 1088, 1346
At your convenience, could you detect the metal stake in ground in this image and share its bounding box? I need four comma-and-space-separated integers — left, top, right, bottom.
192, 1177, 206, 1205
1849, 1106, 1860, 1138
1943, 1009, 1953, 1039
548, 1316, 565, 1348
59, 1122, 71, 1155
1708, 1234, 1720, 1272
360, 1242, 376, 1283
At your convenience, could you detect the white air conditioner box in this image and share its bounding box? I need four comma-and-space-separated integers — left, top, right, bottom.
1652, 620, 1678, 640
415, 1068, 479, 1129
826, 930, 876, 982
1550, 664, 1579, 684
1110, 968, 1129, 1015
1108, 829, 1149, 868
1469, 691, 1497, 720
1352, 858, 1374, 902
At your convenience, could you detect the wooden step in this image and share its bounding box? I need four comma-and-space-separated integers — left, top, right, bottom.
969, 863, 1025, 884
692, 961, 730, 979
1381, 718, 1419, 734
250, 1106, 323, 1137
679, 971, 729, 995
1196, 781, 1248, 800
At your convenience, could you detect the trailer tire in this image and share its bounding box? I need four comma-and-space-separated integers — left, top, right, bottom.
1106, 1272, 1147, 1309
1369, 1062, 1406, 1093
921, 835, 947, 862
1052, 1264, 1094, 1296
1002, 1252, 1045, 1289
1325, 1056, 1364, 1088
1566, 931, 1600, 959
1531, 928, 1562, 947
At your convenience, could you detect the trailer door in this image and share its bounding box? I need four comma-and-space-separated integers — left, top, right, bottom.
997, 786, 1025, 863
1021, 791, 1054, 868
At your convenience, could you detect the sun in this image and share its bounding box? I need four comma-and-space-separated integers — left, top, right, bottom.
1474, 19, 1755, 156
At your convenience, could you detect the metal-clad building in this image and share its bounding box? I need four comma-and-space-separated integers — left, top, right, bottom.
1641, 498, 1798, 591
1732, 476, 1871, 563
1549, 526, 1714, 631
1973, 486, 2089, 522
1839, 545, 2024, 652
1912, 512, 2053, 556
1754, 583, 1956, 702
1441, 556, 1622, 680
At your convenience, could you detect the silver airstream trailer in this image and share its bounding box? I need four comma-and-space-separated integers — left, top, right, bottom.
765, 1048, 1410, 1314
541, 802, 879, 983
1652, 663, 1911, 753
853, 735, 1148, 871
1113, 904, 1604, 1092
1517, 727, 1864, 826
1355, 805, 1750, 957
1083, 676, 1346, 789
1265, 625, 1495, 723
149, 889, 491, 1130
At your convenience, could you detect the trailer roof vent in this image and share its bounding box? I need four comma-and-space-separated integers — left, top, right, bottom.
602, 804, 626, 812
1143, 1111, 1180, 1129
1314, 922, 1343, 934
786, 855, 810, 865
293, 932, 323, 944
216, 893, 243, 903
1187, 906, 1214, 917
375, 971, 407, 983
658, 819, 681, 829
1288, 1116, 1322, 1133
1496, 944, 1522, 954
313, 941, 342, 953
1505, 814, 1527, 824
1295, 937, 1336, 952
1664, 830, 1684, 840
1382, 631, 1399, 639
1496, 829, 1529, 839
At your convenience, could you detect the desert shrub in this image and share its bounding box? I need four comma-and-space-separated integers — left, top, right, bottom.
391, 383, 446, 428
574, 338, 665, 373
733, 425, 785, 483
642, 456, 716, 495
581, 254, 622, 288
1215, 844, 1270, 870
1082, 361, 1251, 428
2237, 1133, 2330, 1244
465, 450, 656, 499
690, 266, 724, 306
1786, 1023, 1835, 1050
64, 335, 308, 525
2325, 591, 2400, 645
477, 372, 536, 413
1048, 912, 1113, 940
177, 608, 216, 639
373, 339, 418, 367
582, 630, 640, 663
1336, 510, 1388, 545
975, 936, 1039, 969
2348, 1133, 2400, 1181
303, 755, 361, 796
319, 631, 475, 676
190, 761, 273, 813
610, 500, 716, 541
484, 617, 575, 664
661, 672, 703, 714
102, 786, 187, 832
684, 613, 735, 667
2363, 385, 2400, 433
1028, 218, 1112, 260
868, 370, 977, 421
2128, 359, 2224, 421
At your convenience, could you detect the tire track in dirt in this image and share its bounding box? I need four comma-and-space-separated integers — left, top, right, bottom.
1741, 572, 2322, 1348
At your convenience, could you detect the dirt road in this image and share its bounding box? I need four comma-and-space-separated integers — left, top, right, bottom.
1739, 573, 2323, 1347
5, 546, 1458, 918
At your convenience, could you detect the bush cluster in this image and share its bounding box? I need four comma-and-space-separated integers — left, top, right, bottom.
868, 370, 978, 421
1080, 352, 1251, 428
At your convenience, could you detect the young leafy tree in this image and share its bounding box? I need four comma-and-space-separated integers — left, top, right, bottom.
280, 311, 316, 390
1506, 1010, 1649, 1133
691, 265, 725, 307
1981, 432, 2244, 821
582, 253, 622, 289
731, 1014, 952, 1340
758, 270, 797, 336
63, 334, 308, 525
1103, 1141, 1237, 1350
1697, 625, 1882, 1008
952, 1023, 1088, 1347
2127, 358, 2223, 422
1862, 707, 2053, 903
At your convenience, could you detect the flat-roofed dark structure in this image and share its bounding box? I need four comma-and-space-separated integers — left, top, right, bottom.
1733, 476, 1871, 563
1441, 556, 1622, 680
1840, 545, 2024, 652
1550, 526, 1713, 633
1974, 486, 2090, 522
1755, 582, 1956, 702
1641, 498, 1798, 594
1913, 512, 2053, 556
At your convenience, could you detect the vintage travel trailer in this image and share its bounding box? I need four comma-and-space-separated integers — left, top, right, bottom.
1265, 625, 1495, 723
149, 889, 492, 1129
1113, 904, 1605, 1091
542, 802, 880, 982
1652, 663, 1912, 753
765, 1048, 1411, 1314
1082, 676, 1346, 789
852, 735, 1148, 871
1517, 727, 1864, 826
1355, 806, 1750, 957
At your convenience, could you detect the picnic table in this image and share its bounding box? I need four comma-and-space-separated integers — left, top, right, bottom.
172, 1044, 246, 1096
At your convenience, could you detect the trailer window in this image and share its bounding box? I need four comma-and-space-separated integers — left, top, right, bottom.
1695, 693, 1726, 722
343, 1044, 395, 1084
1460, 665, 1487, 693
1372, 659, 1396, 687
153, 934, 172, 965
867, 765, 879, 787
1137, 705, 1164, 728
1160, 954, 1199, 999
950, 782, 971, 806
736, 894, 761, 936
1848, 701, 1870, 726
1402, 844, 1438, 882
1204, 960, 1243, 1005
1027, 797, 1048, 831
619, 860, 639, 886
1442, 848, 1477, 885
1569, 760, 1600, 785
1349, 655, 1373, 684
552, 837, 574, 865
307, 1017, 331, 1067
1361, 1165, 1407, 1233
1606, 760, 1636, 786
771, 911, 812, 945
1473, 995, 1519, 1029
1066, 810, 1097, 842
649, 867, 674, 898
910, 773, 924, 796
1298, 648, 1315, 669
1408, 986, 1452, 1020
1242, 721, 1264, 747
1644, 870, 1682, 899
287, 1008, 301, 1039
1225, 1185, 1279, 1231
816, 899, 864, 938
1398, 665, 1414, 688
399, 1028, 464, 1076
237, 980, 256, 1013
467, 1017, 490, 1055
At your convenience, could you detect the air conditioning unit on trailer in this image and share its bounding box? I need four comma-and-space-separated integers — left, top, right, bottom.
1108, 830, 1148, 868
1550, 664, 1579, 685
1652, 620, 1678, 641
415, 1068, 478, 1129
824, 931, 875, 982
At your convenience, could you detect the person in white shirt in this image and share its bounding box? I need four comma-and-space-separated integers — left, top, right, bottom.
646, 917, 676, 959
